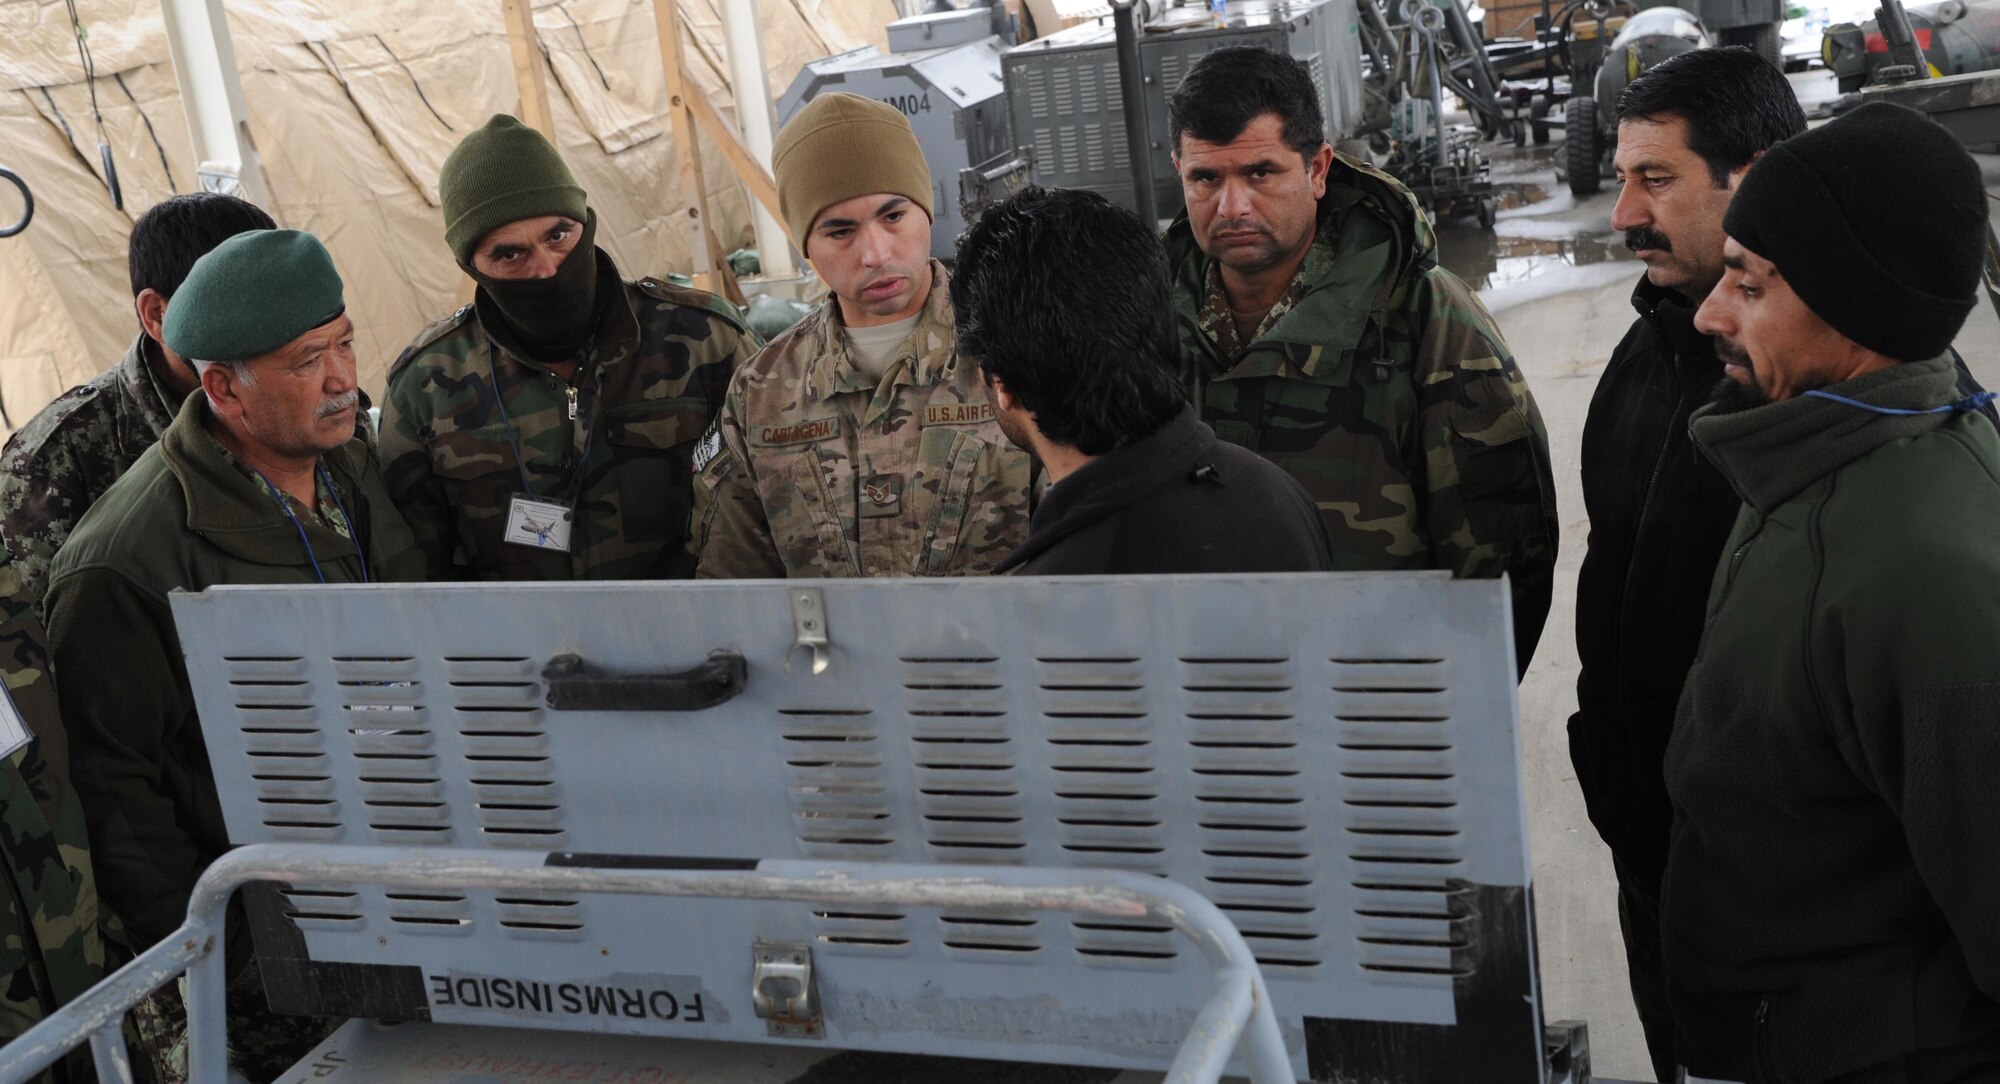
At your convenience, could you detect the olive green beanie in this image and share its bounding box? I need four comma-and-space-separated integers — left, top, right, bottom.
440, 114, 589, 265
163, 229, 345, 362
773, 93, 934, 256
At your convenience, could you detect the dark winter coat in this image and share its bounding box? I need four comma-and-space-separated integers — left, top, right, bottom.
994, 406, 1330, 575
1664, 354, 2000, 1083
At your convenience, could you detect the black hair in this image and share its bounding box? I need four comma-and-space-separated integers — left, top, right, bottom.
1615, 46, 1807, 187
950, 186, 1187, 456
1167, 45, 1325, 160
128, 192, 275, 300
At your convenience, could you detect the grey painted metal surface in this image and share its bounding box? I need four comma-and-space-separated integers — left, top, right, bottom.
159, 573, 1547, 1080
1000, 0, 1365, 217
0, 848, 1287, 1084
777, 20, 1012, 261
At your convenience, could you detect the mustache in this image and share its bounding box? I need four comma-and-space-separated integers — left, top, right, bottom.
316, 390, 359, 419
1713, 335, 1751, 369
857, 265, 914, 293
1625, 228, 1671, 253
1209, 218, 1274, 240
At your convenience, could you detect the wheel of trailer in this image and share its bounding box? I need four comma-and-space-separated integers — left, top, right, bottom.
1530, 97, 1553, 146
1478, 197, 1497, 229
1724, 23, 1783, 69
1567, 96, 1602, 196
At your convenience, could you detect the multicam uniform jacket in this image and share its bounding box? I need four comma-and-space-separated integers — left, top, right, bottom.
381, 258, 757, 581
0, 557, 103, 1084
1165, 158, 1559, 672
0, 335, 180, 611
693, 263, 1035, 578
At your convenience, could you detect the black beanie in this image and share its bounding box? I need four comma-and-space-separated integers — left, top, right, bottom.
1723, 100, 1985, 362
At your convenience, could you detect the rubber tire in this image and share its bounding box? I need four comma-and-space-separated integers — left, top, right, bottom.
1567, 95, 1602, 196
1724, 23, 1783, 69
1478, 197, 1497, 229
1530, 97, 1553, 146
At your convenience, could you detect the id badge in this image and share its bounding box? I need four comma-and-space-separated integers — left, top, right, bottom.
504, 496, 574, 552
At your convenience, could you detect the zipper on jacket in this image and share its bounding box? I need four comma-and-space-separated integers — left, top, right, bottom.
565, 384, 579, 421
1753, 996, 1780, 1084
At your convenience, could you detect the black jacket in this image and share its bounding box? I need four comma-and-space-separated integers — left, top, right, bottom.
994, 406, 1331, 575
1571, 278, 1996, 897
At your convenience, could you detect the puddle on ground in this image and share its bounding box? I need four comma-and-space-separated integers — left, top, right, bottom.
1454, 234, 1638, 291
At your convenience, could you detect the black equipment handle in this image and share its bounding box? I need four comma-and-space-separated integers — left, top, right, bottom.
0, 167, 31, 238
542, 651, 747, 711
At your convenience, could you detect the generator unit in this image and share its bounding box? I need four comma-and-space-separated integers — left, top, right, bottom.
778, 7, 1015, 262
1000, 0, 1365, 218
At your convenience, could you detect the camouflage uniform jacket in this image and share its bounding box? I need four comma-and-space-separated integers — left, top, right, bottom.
381, 257, 757, 581
693, 263, 1035, 578
43, 392, 424, 952
1164, 158, 1559, 672
0, 334, 180, 612
0, 557, 103, 1082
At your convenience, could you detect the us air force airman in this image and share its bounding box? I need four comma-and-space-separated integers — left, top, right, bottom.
691, 93, 1036, 578
381, 115, 758, 581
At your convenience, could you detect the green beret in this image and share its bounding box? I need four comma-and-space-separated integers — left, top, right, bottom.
440, 114, 588, 266
163, 229, 346, 363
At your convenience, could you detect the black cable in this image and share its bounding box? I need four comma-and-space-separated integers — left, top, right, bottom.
62, 0, 121, 208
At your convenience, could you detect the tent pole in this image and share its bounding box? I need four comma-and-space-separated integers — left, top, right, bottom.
718, 0, 796, 277
158, 0, 273, 210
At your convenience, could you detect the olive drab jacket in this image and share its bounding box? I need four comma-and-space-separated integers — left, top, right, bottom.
1165, 156, 1559, 673
381, 255, 757, 581
42, 393, 424, 952
692, 262, 1036, 578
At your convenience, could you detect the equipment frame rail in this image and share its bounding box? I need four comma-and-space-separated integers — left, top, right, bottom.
0, 844, 1292, 1084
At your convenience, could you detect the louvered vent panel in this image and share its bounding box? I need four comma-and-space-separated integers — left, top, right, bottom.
906, 657, 1021, 863
782, 708, 891, 857
1333, 657, 1465, 984
231, 656, 337, 841
1184, 657, 1319, 970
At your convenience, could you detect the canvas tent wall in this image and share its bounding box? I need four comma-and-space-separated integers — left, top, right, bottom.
0, 0, 889, 436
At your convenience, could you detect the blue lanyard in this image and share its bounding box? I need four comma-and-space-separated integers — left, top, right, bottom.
1803, 389, 1999, 415
485, 339, 594, 503
253, 464, 369, 584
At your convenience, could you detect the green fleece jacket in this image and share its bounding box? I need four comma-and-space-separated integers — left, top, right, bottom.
42, 393, 423, 951
1664, 354, 2000, 1083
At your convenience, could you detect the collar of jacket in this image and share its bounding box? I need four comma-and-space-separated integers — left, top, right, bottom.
1690, 352, 1962, 515
158, 391, 367, 566
120, 334, 187, 434
1629, 275, 1719, 376
1164, 156, 1435, 382
995, 404, 1210, 573
475, 247, 637, 374
801, 260, 957, 404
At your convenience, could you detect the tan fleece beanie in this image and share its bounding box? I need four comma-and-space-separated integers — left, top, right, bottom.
774, 93, 934, 256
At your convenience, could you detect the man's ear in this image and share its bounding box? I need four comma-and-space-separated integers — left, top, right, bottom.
985, 372, 1018, 414
1308, 142, 1335, 200
136, 289, 169, 343
201, 363, 247, 422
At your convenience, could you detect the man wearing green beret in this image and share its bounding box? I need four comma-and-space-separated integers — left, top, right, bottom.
381, 114, 759, 581
42, 229, 424, 1080
692, 93, 1035, 577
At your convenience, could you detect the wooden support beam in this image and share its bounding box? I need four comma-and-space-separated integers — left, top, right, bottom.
651, 0, 717, 293
685, 90, 787, 234
501, 0, 556, 140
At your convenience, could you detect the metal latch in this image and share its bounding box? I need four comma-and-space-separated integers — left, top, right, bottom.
751, 940, 822, 1038
788, 588, 830, 676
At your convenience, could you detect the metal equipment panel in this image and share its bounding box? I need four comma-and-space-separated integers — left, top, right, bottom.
174, 573, 1549, 1081
1001, 0, 1365, 217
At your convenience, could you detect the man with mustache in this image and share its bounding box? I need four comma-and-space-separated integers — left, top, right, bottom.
693, 93, 1035, 577
42, 230, 425, 1080
382, 115, 757, 581
1664, 100, 2000, 1083
1163, 47, 1557, 676
1575, 49, 1991, 1082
